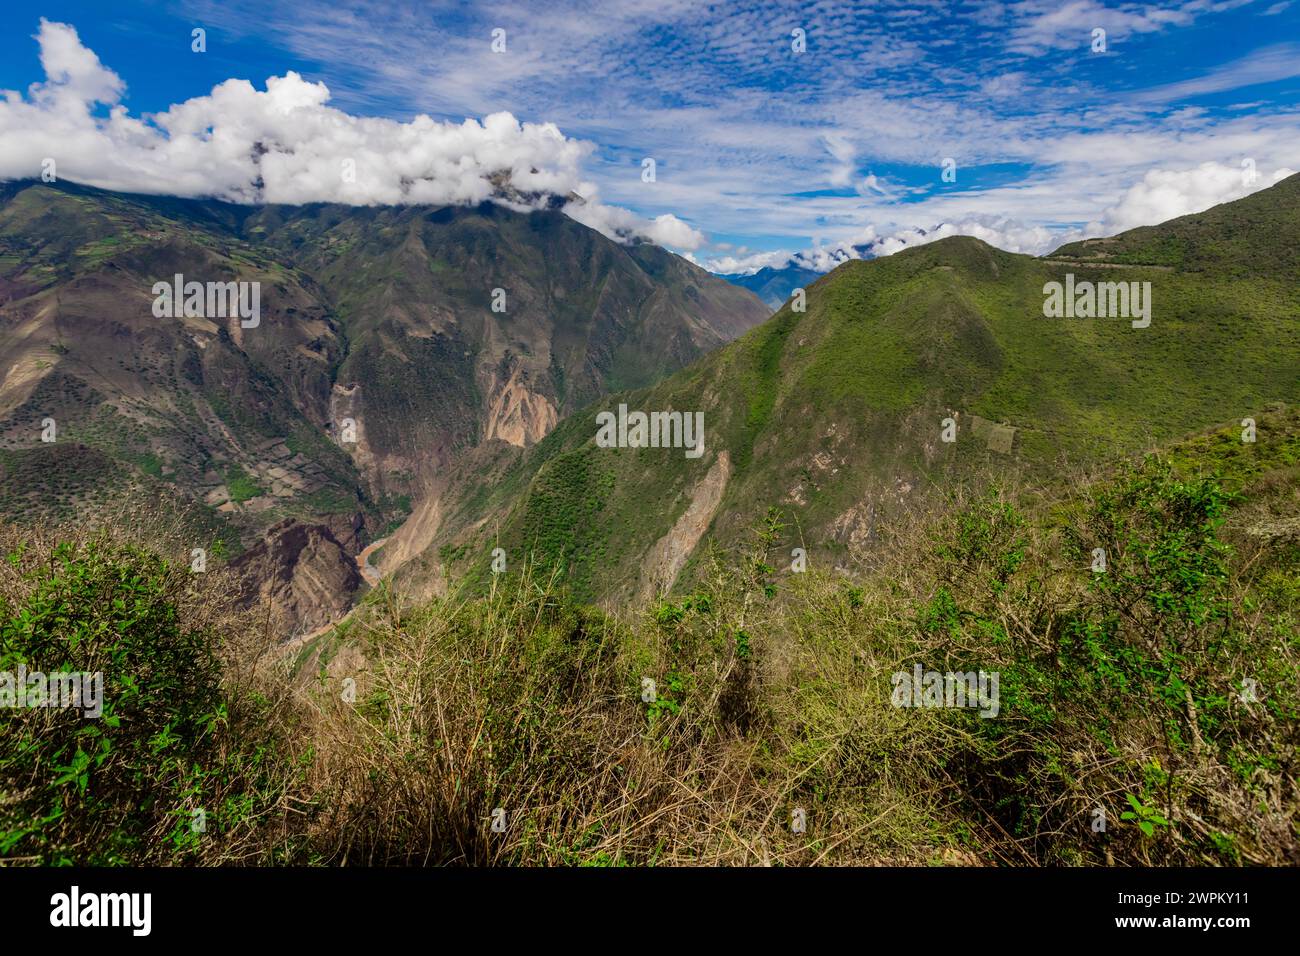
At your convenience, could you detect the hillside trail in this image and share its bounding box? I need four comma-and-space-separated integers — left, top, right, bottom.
1040, 258, 1176, 271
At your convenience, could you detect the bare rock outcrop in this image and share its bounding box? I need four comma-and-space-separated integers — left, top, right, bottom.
639, 451, 731, 600
230, 519, 363, 641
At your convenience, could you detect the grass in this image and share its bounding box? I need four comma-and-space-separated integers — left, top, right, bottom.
2, 416, 1295, 866
225, 466, 263, 503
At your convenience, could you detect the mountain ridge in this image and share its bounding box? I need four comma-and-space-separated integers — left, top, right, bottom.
412, 175, 1300, 605
717, 263, 824, 310
0, 178, 769, 633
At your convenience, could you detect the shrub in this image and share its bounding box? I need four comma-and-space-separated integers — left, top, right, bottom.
0, 523, 305, 865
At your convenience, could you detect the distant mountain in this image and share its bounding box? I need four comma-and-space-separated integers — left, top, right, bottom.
717, 264, 823, 310
0, 179, 768, 629
0, 179, 369, 557
416, 174, 1300, 604
239, 199, 768, 488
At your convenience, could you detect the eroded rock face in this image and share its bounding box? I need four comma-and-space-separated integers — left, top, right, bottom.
484, 365, 558, 447
321, 510, 367, 555
230, 519, 362, 641
640, 450, 732, 599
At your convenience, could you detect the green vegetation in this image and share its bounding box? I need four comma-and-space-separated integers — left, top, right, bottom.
429, 176, 1300, 605
1051, 172, 1300, 277
224, 466, 263, 503
133, 451, 164, 479
2, 408, 1294, 865
0, 172, 1296, 868
0, 525, 303, 865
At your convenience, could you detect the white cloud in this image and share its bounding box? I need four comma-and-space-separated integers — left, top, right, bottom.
705, 215, 1062, 275
34, 16, 123, 104
167, 0, 1300, 265
821, 133, 857, 188
563, 202, 706, 251
980, 72, 1027, 99
0, 20, 695, 249
857, 173, 891, 197
1006, 0, 1196, 55
642, 213, 707, 250
1134, 43, 1300, 104
704, 160, 1296, 274
702, 249, 800, 275
867, 216, 1062, 257
1093, 159, 1295, 233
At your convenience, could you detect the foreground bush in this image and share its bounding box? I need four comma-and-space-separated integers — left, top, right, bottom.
302, 552, 789, 865
2, 426, 1296, 866
303, 455, 1297, 865
0, 523, 305, 864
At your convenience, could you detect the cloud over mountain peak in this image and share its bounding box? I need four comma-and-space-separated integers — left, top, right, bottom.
0, 20, 703, 248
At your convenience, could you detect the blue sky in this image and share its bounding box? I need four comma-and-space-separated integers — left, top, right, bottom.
1, 1, 1297, 270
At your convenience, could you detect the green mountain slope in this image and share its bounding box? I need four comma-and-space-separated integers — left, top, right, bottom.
419, 175, 1300, 604
1049, 172, 1300, 277
0, 180, 768, 626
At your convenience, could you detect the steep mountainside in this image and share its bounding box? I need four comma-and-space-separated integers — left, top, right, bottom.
238, 200, 767, 493
0, 179, 768, 631
1049, 172, 1300, 276
718, 263, 823, 310
415, 175, 1300, 605
0, 180, 369, 556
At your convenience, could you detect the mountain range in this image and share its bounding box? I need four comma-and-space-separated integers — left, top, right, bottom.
0, 179, 768, 632
413, 173, 1300, 605
2, 174, 1297, 629
717, 263, 824, 310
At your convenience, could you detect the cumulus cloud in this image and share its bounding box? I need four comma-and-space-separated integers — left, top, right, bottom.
1093, 160, 1295, 233
35, 16, 123, 104
0, 20, 700, 249
705, 160, 1295, 275
564, 202, 706, 251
